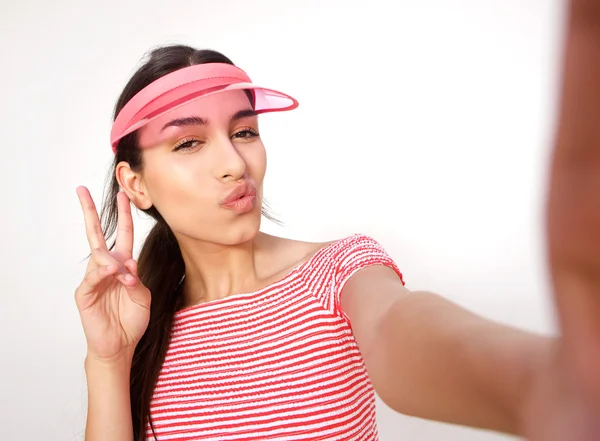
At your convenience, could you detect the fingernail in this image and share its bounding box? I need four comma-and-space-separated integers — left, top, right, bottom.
125, 274, 135, 282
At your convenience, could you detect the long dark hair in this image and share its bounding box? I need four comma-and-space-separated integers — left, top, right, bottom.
100, 44, 278, 441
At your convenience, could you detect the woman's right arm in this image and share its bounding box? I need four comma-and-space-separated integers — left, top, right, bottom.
75, 187, 152, 441
85, 353, 135, 441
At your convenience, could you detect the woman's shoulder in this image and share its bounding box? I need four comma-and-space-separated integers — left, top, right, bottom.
257, 233, 334, 270
257, 233, 379, 276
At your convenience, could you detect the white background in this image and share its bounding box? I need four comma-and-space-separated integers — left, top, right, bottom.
1, 0, 566, 440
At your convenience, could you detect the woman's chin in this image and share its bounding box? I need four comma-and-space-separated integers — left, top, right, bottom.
227, 215, 262, 244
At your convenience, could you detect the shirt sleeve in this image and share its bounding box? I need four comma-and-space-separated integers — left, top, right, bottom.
330, 234, 405, 326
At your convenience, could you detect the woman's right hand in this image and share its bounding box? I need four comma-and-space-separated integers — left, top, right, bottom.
75, 186, 151, 363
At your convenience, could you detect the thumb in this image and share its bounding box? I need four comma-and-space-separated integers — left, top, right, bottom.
121, 260, 151, 310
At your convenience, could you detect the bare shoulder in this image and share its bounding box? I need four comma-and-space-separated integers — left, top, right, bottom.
255, 233, 340, 278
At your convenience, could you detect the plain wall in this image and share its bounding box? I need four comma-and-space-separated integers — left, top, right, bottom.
0, 0, 565, 439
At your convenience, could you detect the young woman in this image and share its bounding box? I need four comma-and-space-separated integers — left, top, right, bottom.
75, 1, 600, 439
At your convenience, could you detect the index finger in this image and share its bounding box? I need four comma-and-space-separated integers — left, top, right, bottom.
76, 186, 108, 251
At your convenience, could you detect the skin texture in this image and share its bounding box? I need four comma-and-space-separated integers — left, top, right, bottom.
76, 2, 600, 438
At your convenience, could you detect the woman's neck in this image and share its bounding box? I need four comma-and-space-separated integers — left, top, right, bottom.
176, 232, 266, 307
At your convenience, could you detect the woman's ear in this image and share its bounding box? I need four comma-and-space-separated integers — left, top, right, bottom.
116, 161, 152, 210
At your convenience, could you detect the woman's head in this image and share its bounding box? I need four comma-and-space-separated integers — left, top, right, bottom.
118, 88, 265, 246
109, 46, 267, 247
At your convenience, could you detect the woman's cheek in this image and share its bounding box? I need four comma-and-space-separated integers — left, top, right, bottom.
245, 143, 267, 180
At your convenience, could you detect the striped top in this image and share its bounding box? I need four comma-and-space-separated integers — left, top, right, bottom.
147, 234, 404, 441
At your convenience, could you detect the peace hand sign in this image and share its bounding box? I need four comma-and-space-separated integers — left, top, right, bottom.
74, 187, 151, 363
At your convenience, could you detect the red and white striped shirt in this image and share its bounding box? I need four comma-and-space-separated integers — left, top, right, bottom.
148, 234, 404, 440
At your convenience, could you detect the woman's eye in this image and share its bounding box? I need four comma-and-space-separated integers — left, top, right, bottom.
233, 129, 259, 139
173, 139, 202, 151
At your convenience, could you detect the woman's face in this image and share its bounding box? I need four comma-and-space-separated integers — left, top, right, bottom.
134, 90, 266, 246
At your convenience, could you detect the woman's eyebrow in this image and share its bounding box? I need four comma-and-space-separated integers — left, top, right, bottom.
230, 109, 258, 122
160, 116, 207, 132
159, 109, 257, 133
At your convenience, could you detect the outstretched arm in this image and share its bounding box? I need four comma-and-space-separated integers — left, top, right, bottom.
343, 0, 600, 437
342, 266, 551, 434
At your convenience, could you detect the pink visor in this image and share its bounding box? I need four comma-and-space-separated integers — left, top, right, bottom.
110, 63, 299, 152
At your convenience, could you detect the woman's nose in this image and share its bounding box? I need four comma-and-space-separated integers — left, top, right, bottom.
214, 137, 246, 181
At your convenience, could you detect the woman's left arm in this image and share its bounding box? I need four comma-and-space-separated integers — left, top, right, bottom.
341, 265, 553, 435
343, 1, 600, 437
